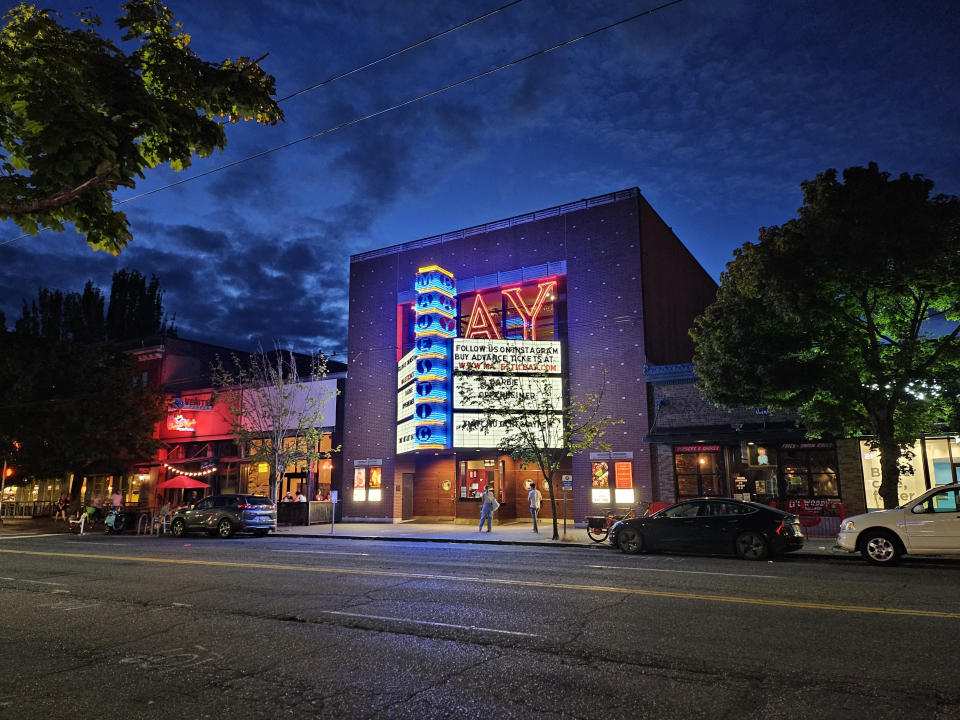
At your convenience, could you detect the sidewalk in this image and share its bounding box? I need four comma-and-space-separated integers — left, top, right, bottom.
0, 516, 846, 557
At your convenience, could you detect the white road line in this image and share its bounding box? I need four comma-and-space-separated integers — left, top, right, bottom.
323, 610, 540, 637
0, 577, 65, 585
586, 564, 780, 579
274, 549, 370, 557
0, 534, 62, 540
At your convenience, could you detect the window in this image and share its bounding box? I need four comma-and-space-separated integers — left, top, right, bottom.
591, 462, 610, 504
920, 488, 959, 513
194, 498, 213, 511
781, 445, 839, 499
674, 449, 724, 498
662, 502, 702, 518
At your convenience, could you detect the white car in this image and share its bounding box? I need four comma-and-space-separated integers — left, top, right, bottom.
836, 482, 960, 564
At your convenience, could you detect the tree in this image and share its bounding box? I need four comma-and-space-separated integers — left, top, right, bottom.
459, 369, 621, 540
15, 269, 174, 342
212, 347, 338, 502
692, 163, 960, 509
0, 332, 166, 507
0, 1, 283, 253
105, 269, 175, 341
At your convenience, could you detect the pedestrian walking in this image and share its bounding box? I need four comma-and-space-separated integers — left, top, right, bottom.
478, 487, 500, 532
528, 481, 542, 533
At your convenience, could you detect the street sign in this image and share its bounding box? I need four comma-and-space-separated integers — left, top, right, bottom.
562, 474, 572, 490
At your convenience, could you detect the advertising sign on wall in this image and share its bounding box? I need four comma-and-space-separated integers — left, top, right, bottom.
453, 374, 563, 410
453, 339, 561, 374
453, 412, 563, 449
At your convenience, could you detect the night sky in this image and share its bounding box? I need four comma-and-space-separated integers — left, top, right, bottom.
2, 0, 958, 358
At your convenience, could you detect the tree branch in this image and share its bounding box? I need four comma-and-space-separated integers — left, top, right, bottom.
0, 165, 129, 216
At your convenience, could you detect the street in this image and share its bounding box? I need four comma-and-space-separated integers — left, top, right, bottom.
0, 533, 957, 720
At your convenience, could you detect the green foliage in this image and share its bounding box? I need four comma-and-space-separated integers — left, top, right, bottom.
459, 369, 621, 539
15, 268, 174, 342
212, 347, 338, 502
0, 1, 283, 252
692, 163, 960, 507
0, 332, 166, 482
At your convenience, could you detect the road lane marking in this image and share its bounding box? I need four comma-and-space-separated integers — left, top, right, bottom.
0, 577, 65, 585
586, 565, 780, 579
274, 550, 370, 557
2, 548, 958, 620
0, 534, 62, 540
323, 610, 539, 637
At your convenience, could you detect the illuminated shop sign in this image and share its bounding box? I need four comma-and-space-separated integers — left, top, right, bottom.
167, 413, 197, 432
453, 339, 561, 374
413, 265, 456, 450
454, 412, 563, 449
454, 374, 563, 410
170, 397, 213, 411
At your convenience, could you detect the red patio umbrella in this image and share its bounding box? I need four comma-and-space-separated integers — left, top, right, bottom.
156, 476, 210, 490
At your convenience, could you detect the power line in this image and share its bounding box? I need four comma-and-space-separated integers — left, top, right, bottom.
277, 0, 525, 103
3, 0, 685, 242
113, 0, 684, 207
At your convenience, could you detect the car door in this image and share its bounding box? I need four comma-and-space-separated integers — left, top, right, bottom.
184, 497, 215, 531
902, 487, 960, 553
697, 501, 747, 554
643, 501, 704, 552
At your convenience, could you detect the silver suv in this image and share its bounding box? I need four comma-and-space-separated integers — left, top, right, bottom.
170, 494, 277, 539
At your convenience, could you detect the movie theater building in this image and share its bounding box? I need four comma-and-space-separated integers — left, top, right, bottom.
342, 188, 717, 523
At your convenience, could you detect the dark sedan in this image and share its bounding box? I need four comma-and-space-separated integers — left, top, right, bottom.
609, 498, 804, 560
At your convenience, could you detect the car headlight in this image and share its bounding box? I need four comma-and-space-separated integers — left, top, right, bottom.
840, 519, 855, 532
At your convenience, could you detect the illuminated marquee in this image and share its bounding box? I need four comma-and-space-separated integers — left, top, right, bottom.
413, 265, 456, 449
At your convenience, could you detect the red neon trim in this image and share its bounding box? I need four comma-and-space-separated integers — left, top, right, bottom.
502, 280, 557, 340
464, 294, 502, 339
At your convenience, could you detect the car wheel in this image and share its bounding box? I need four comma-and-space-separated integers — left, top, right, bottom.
171, 518, 186, 538
617, 527, 643, 555
217, 518, 234, 539
860, 530, 901, 565
253, 529, 268, 537
735, 531, 769, 560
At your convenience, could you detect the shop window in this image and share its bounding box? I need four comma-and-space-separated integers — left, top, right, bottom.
783, 445, 839, 499
460, 461, 495, 500
674, 448, 724, 498
924, 437, 956, 486
859, 440, 926, 510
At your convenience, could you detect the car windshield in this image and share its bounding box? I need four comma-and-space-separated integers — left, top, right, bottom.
244, 496, 273, 506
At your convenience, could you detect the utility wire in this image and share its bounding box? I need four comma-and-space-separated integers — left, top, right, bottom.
0, 0, 526, 248
277, 0, 525, 103
113, 0, 684, 208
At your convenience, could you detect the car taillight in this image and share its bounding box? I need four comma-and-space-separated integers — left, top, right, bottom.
237, 504, 249, 510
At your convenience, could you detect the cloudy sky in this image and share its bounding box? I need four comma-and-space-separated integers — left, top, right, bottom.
2, 0, 958, 358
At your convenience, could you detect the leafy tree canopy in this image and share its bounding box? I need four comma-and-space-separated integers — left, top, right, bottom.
14, 268, 175, 342
0, 1, 283, 253
692, 163, 960, 508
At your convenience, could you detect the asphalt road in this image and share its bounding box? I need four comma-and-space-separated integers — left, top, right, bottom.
0, 533, 957, 720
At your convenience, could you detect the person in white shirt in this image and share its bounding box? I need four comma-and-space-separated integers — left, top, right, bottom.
479, 487, 500, 532
295, 491, 306, 502
528, 482, 543, 533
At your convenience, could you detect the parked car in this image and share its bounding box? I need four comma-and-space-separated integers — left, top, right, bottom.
609, 498, 805, 560
170, 494, 277, 539
836, 482, 960, 565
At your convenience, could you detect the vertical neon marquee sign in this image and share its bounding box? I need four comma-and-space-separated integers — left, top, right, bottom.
414, 265, 457, 449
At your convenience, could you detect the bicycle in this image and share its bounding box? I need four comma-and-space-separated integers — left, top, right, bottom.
585, 504, 646, 542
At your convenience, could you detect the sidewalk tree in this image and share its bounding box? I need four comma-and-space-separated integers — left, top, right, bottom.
212, 347, 338, 502
0, 1, 283, 253
0, 332, 166, 508
692, 163, 960, 509
459, 369, 621, 540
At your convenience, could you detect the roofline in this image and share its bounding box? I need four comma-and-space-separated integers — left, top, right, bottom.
350, 188, 640, 264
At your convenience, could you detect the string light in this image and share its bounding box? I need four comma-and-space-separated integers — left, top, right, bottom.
162, 462, 218, 477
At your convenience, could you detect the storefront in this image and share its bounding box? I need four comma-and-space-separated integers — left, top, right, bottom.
343, 189, 719, 523
858, 435, 960, 511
